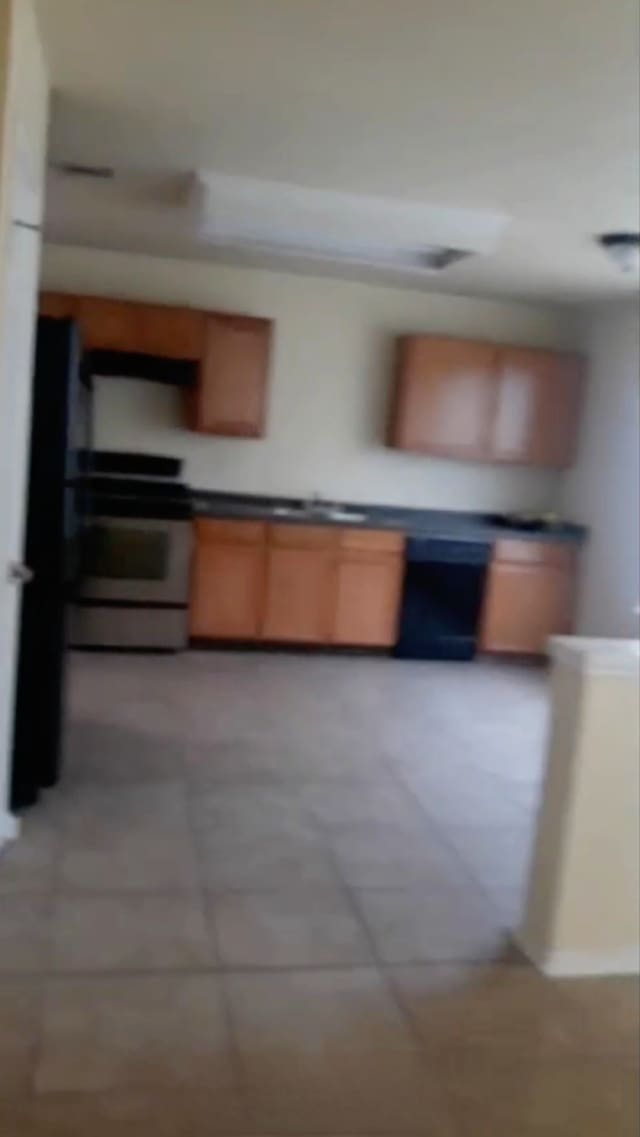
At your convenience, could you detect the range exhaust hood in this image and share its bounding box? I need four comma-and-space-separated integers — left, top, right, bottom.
86, 349, 198, 388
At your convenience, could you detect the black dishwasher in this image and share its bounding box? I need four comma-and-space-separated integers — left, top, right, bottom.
395, 537, 491, 661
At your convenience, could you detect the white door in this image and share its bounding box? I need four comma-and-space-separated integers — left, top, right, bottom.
0, 0, 47, 831
0, 220, 41, 829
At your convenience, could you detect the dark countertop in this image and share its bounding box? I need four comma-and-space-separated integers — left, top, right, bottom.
191, 490, 587, 546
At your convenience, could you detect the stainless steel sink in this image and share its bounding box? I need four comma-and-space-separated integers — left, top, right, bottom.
323, 508, 367, 523
272, 505, 367, 524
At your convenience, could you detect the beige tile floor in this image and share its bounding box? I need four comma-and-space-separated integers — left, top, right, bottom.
0, 650, 637, 1135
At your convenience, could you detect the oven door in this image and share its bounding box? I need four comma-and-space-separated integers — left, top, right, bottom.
78, 516, 191, 605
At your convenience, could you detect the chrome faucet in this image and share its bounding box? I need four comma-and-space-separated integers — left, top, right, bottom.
304, 491, 323, 514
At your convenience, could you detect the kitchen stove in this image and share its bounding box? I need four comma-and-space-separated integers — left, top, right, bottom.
70, 451, 193, 651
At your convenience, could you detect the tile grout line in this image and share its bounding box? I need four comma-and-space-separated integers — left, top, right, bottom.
181, 769, 254, 1117
30, 798, 64, 1101
383, 748, 530, 952
386, 758, 521, 911
0, 955, 534, 981
319, 805, 459, 1067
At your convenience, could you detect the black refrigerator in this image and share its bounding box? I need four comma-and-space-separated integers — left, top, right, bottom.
10, 317, 92, 811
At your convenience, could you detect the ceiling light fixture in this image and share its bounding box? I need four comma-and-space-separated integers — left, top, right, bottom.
185, 173, 510, 275
597, 231, 640, 274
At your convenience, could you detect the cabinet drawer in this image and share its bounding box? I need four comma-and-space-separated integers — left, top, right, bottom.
494, 539, 575, 570
195, 519, 267, 545
268, 524, 339, 549
338, 549, 404, 567
339, 528, 405, 554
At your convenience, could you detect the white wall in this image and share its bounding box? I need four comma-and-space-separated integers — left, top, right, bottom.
41, 244, 581, 512
563, 301, 640, 638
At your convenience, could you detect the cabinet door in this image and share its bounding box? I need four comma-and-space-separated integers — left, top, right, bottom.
194, 314, 272, 436
138, 305, 205, 360
77, 296, 140, 352
480, 562, 573, 654
492, 348, 584, 467
535, 352, 584, 468
389, 336, 497, 459
262, 547, 334, 643
332, 553, 404, 647
190, 542, 265, 639
39, 291, 77, 318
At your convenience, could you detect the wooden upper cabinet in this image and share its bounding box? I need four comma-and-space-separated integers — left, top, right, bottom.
389, 335, 585, 469
489, 347, 542, 463
41, 294, 204, 360
137, 305, 204, 360
491, 347, 584, 468
389, 336, 497, 460
534, 352, 584, 468
39, 291, 78, 319
192, 313, 273, 437
76, 297, 140, 352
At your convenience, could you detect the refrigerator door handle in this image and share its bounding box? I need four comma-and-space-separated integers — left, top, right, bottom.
7, 562, 35, 584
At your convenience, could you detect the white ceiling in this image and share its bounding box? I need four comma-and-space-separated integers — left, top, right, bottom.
37, 0, 640, 302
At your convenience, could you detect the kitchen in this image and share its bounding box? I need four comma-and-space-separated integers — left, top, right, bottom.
37, 253, 584, 665
1, 2, 638, 1132
11, 244, 576, 953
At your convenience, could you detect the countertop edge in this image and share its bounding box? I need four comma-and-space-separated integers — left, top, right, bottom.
190, 491, 588, 546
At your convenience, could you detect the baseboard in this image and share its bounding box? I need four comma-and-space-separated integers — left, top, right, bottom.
0, 810, 20, 849
523, 943, 640, 978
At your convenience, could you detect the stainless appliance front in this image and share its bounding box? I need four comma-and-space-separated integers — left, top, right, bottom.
71, 516, 192, 650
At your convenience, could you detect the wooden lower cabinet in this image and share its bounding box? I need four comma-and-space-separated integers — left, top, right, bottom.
262, 547, 334, 643
190, 543, 265, 639
190, 521, 406, 648
190, 521, 267, 640
480, 543, 575, 655
190, 521, 577, 657
332, 553, 404, 647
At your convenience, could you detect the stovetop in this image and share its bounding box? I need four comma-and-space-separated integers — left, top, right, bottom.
85, 452, 192, 521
